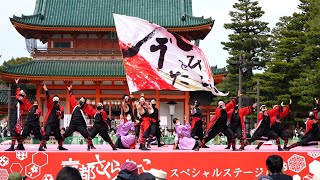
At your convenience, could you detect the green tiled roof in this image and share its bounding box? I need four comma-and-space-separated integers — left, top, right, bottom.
11, 0, 213, 28
211, 66, 227, 75
2, 60, 125, 77
0, 92, 8, 104
0, 90, 36, 104
1, 60, 225, 77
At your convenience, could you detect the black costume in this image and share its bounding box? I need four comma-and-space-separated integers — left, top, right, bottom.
18, 105, 42, 150
191, 106, 204, 142
39, 90, 65, 151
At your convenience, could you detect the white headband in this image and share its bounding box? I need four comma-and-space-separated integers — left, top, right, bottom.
53, 96, 60, 102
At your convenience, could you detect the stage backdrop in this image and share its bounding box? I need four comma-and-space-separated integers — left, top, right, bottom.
0, 151, 320, 180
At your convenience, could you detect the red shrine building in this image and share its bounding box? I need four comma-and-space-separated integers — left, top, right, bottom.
0, 0, 226, 129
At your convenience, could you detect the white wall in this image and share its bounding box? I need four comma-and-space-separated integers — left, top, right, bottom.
159, 102, 184, 129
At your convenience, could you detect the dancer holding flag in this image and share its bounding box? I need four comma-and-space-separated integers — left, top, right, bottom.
122, 94, 134, 121
135, 95, 153, 151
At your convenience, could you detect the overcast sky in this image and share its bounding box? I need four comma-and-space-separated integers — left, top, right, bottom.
0, 0, 300, 68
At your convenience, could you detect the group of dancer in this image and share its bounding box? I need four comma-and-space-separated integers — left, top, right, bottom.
5, 80, 163, 151
173, 92, 320, 151
4, 79, 320, 152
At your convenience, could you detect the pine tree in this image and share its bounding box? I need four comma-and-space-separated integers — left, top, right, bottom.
289, 0, 320, 116
256, 0, 320, 118
221, 0, 270, 97
255, 13, 307, 107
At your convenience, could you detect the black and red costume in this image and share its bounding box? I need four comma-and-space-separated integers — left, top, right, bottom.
87, 105, 116, 150
62, 90, 93, 150
18, 104, 42, 150
203, 99, 237, 150
39, 90, 65, 151
256, 105, 291, 149
225, 105, 254, 149
191, 106, 204, 142
5, 86, 32, 151
286, 116, 320, 150
138, 106, 151, 150
147, 104, 163, 147
241, 106, 284, 151
256, 105, 292, 150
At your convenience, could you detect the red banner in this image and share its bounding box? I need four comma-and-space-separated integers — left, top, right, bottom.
0, 151, 320, 179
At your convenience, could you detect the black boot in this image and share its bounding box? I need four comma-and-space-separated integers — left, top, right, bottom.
202, 144, 209, 148
239, 141, 249, 151
58, 146, 68, 150
201, 140, 209, 148
140, 144, 150, 151
38, 146, 46, 151
5, 144, 15, 151
16, 144, 25, 150
283, 139, 288, 150
193, 140, 201, 151
90, 145, 96, 149
43, 144, 47, 149
231, 139, 238, 151
255, 142, 264, 150
112, 147, 117, 150
276, 138, 283, 151
225, 142, 231, 149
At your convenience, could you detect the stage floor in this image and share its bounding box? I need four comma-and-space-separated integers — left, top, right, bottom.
0, 144, 319, 179
0, 144, 317, 152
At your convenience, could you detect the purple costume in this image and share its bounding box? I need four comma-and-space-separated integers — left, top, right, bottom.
175, 122, 196, 150
116, 121, 135, 148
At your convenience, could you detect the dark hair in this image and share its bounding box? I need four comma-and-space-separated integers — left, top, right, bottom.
172, 118, 179, 124
122, 94, 129, 99
194, 100, 200, 106
266, 155, 283, 174
56, 166, 82, 180
137, 172, 155, 180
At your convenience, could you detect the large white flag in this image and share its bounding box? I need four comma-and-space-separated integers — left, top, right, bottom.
113, 14, 228, 96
